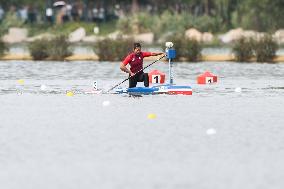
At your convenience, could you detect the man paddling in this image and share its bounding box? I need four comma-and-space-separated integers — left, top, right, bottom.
120, 43, 165, 88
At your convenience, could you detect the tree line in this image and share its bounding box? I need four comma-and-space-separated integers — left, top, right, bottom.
0, 0, 283, 31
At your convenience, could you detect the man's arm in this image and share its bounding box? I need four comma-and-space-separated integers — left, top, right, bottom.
143, 52, 166, 57
120, 55, 135, 76
120, 62, 134, 76
151, 52, 165, 56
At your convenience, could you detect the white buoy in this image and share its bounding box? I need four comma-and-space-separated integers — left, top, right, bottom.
235, 87, 242, 93
102, 101, 110, 107
206, 128, 216, 135
165, 42, 174, 48
93, 81, 98, 90
40, 84, 47, 91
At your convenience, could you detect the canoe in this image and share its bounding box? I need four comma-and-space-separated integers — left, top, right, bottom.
114, 84, 192, 95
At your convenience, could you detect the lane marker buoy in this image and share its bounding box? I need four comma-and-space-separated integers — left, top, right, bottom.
235, 87, 242, 93
206, 128, 216, 135
17, 79, 24, 84
40, 85, 47, 91
197, 71, 218, 84
147, 113, 157, 119
148, 70, 165, 84
66, 91, 74, 97
102, 101, 110, 106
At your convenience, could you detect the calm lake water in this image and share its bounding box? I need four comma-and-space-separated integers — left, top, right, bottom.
0, 60, 284, 189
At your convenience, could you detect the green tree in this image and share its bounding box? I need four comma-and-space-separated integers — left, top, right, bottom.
233, 0, 284, 31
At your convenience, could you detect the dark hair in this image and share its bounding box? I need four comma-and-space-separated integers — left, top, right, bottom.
133, 42, 141, 49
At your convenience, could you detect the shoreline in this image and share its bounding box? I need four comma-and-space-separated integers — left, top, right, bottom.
0, 54, 284, 62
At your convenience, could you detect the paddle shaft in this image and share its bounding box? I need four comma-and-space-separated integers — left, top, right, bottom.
107, 55, 165, 93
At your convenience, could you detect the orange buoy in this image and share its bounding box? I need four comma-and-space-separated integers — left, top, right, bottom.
148, 70, 165, 84
197, 71, 217, 84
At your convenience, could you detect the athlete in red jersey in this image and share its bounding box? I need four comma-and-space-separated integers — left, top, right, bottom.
120, 43, 164, 88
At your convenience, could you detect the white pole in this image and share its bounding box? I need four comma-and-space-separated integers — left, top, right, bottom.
165, 42, 174, 85
169, 58, 173, 84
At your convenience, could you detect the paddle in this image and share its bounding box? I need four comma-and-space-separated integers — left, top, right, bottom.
106, 54, 166, 93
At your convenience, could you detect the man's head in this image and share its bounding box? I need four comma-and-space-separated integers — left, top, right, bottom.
133, 43, 141, 55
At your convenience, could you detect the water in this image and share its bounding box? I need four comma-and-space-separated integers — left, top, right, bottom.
1, 60, 284, 189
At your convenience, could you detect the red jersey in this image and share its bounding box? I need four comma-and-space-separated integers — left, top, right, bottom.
122, 52, 152, 73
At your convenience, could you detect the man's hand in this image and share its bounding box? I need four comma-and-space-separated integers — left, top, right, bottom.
130, 72, 135, 77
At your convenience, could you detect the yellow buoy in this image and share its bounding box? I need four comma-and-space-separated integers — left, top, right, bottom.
66, 91, 74, 97
147, 113, 157, 119
17, 79, 24, 84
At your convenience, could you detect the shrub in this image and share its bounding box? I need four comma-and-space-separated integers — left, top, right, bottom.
232, 37, 254, 62
116, 17, 132, 34
116, 11, 224, 40
232, 35, 278, 63
194, 15, 224, 33
47, 35, 72, 60
94, 36, 134, 61
29, 39, 50, 60
135, 12, 156, 33
152, 11, 187, 38
0, 10, 24, 36
116, 11, 188, 38
0, 40, 8, 56
169, 34, 202, 62
29, 35, 72, 60
28, 22, 98, 37
254, 35, 278, 62
117, 12, 155, 34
